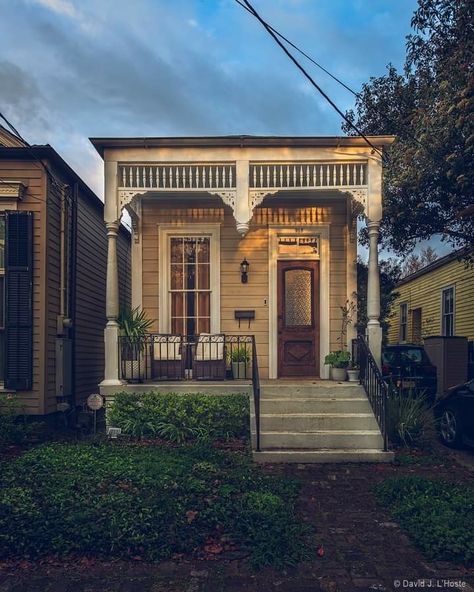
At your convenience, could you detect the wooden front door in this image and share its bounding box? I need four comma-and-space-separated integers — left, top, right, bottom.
277, 260, 319, 378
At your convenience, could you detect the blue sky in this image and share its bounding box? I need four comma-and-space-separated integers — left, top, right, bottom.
0, 0, 417, 198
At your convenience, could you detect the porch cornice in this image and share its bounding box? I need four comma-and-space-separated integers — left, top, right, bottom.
90, 134, 396, 156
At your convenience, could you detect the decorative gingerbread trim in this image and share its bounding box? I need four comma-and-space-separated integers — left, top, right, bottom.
249, 189, 279, 210
0, 181, 26, 200
208, 190, 237, 211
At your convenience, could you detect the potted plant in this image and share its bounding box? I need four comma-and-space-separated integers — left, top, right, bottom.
324, 298, 357, 381
347, 363, 360, 382
324, 351, 351, 381
118, 307, 154, 382
230, 346, 250, 379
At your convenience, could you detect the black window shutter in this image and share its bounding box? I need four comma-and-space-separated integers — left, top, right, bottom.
5, 211, 33, 390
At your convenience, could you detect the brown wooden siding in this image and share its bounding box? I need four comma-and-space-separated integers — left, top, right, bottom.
0, 160, 47, 413
141, 197, 348, 379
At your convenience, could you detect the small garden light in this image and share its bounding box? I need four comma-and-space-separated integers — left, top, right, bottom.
240, 258, 249, 283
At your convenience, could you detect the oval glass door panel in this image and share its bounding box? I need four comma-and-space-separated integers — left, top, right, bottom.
284, 269, 312, 326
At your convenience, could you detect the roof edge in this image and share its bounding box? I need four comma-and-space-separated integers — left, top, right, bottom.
397, 247, 472, 286
89, 135, 397, 158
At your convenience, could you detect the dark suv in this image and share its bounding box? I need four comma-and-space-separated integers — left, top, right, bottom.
382, 344, 437, 400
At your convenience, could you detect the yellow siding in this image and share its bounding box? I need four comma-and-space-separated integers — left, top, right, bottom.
141, 198, 349, 379
388, 257, 474, 344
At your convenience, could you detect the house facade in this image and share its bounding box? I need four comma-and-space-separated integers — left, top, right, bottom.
0, 126, 130, 417
91, 135, 394, 391
388, 250, 474, 345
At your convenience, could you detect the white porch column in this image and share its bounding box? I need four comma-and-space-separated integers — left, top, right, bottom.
101, 160, 122, 386
366, 220, 382, 367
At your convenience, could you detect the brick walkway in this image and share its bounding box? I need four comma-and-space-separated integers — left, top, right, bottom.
1, 454, 473, 592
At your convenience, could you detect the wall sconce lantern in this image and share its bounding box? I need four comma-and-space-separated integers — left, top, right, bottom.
240, 258, 249, 284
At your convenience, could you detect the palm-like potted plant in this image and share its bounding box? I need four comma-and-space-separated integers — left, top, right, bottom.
118, 307, 154, 381
230, 346, 250, 379
325, 298, 356, 381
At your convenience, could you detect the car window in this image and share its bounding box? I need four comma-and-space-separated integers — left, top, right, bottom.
382, 351, 398, 365
400, 349, 423, 364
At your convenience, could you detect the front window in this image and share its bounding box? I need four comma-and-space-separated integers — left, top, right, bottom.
169, 236, 210, 337
442, 287, 455, 336
399, 302, 408, 342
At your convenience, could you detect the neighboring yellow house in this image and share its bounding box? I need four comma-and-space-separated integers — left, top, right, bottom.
388, 250, 474, 345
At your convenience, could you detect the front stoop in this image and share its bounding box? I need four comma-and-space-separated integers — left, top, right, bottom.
251, 382, 394, 463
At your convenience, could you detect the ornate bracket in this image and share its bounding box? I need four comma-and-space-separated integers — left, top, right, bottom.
118, 189, 144, 210
249, 189, 279, 211
346, 193, 366, 243
345, 188, 368, 210
208, 190, 237, 212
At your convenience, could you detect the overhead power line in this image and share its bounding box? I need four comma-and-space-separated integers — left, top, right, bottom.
234, 0, 359, 98
237, 0, 386, 161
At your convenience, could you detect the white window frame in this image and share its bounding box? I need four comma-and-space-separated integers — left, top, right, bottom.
399, 302, 408, 343
441, 285, 455, 337
158, 223, 221, 335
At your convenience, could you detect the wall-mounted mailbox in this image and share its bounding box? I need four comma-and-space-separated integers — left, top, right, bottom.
234, 310, 255, 328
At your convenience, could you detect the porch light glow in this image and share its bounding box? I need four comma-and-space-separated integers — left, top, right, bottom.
240, 258, 249, 283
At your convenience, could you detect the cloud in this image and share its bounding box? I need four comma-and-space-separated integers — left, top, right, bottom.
31, 0, 78, 19
0, 0, 416, 196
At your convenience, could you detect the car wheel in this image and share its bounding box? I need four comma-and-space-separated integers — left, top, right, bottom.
439, 407, 464, 448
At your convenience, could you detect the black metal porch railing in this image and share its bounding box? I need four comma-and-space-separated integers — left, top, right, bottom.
119, 334, 258, 383
250, 335, 261, 451
353, 336, 389, 451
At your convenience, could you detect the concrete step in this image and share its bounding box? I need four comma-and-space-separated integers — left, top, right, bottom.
260, 430, 384, 450
260, 413, 379, 432
253, 449, 394, 464
261, 383, 365, 398
260, 397, 372, 414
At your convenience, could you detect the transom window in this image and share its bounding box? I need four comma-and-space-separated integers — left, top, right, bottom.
442, 287, 455, 336
169, 236, 210, 337
399, 302, 408, 342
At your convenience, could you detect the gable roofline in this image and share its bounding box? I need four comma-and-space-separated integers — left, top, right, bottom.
397, 247, 472, 286
89, 134, 396, 158
0, 144, 103, 212
0, 124, 27, 148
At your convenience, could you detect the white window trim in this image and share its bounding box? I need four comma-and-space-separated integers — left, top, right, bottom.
158, 223, 221, 335
268, 225, 330, 379
399, 302, 408, 343
441, 285, 456, 337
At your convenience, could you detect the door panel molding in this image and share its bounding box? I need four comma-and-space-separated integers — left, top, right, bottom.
277, 260, 319, 377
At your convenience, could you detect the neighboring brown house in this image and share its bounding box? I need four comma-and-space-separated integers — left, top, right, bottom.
0, 125, 130, 417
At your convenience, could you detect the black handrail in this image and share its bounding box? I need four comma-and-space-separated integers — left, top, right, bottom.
353, 336, 389, 451
251, 335, 261, 452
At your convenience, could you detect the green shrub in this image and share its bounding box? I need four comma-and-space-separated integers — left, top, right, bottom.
374, 476, 474, 564
0, 394, 31, 446
108, 392, 250, 442
0, 442, 310, 568
387, 390, 433, 447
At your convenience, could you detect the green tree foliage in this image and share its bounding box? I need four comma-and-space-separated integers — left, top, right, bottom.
344, 0, 474, 254
357, 258, 401, 340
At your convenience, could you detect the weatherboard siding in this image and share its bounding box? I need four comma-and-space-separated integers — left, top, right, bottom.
140, 197, 348, 379
388, 257, 474, 344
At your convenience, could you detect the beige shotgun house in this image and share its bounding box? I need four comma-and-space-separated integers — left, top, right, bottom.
92, 135, 394, 462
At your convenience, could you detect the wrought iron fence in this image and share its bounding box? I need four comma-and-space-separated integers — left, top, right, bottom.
353, 336, 389, 451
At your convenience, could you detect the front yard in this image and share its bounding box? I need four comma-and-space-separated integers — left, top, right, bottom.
1, 392, 473, 591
